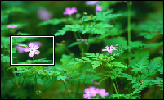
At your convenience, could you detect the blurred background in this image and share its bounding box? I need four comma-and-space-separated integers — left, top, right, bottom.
1, 1, 163, 99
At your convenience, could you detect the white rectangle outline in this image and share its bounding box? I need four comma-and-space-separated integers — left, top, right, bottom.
11, 36, 54, 65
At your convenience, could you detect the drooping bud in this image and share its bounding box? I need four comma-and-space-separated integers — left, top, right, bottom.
19, 44, 28, 48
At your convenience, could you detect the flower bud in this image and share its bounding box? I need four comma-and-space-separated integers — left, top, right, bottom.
116, 44, 119, 47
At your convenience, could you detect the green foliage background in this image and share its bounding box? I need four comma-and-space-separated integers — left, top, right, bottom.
1, 1, 163, 99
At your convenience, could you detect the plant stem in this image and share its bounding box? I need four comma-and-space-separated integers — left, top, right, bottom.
6, 70, 17, 87
127, 1, 132, 66
12, 68, 18, 86
64, 82, 70, 99
113, 81, 119, 99
34, 74, 39, 99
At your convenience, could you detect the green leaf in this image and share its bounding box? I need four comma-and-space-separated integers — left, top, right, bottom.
54, 30, 66, 36
57, 75, 67, 83
91, 61, 102, 69
38, 18, 61, 26
67, 41, 81, 48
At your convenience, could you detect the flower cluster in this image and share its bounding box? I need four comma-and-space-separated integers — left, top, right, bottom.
83, 86, 109, 99
102, 45, 117, 53
63, 1, 102, 17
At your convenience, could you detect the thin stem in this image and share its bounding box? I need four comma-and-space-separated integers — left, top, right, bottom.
12, 68, 18, 86
75, 65, 83, 99
34, 74, 39, 99
85, 34, 92, 53
21, 73, 27, 85
127, 1, 132, 66
113, 81, 119, 99
7, 70, 17, 87
42, 79, 52, 92
64, 82, 70, 99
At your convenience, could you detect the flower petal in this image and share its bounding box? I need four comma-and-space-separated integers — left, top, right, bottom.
84, 88, 90, 93
34, 45, 39, 49
27, 42, 42, 48
16, 45, 25, 53
105, 45, 109, 49
102, 49, 107, 51
29, 52, 34, 57
7, 25, 12, 28
72, 7, 78, 13
34, 50, 40, 55
65, 7, 71, 12
108, 50, 113, 53
83, 94, 88, 98
24, 48, 30, 52
96, 4, 102, 12
12, 25, 17, 28
29, 43, 34, 48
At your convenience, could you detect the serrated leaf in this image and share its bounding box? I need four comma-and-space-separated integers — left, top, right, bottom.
91, 61, 102, 69
57, 75, 67, 83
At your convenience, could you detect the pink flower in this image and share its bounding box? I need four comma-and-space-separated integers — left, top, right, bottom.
102, 45, 117, 53
86, 1, 100, 5
63, 7, 78, 16
38, 7, 52, 21
96, 4, 102, 13
98, 89, 109, 97
24, 43, 40, 57
7, 25, 18, 28
83, 86, 99, 99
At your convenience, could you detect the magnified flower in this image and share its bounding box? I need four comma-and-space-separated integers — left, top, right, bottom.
24, 43, 40, 57
38, 7, 52, 21
102, 45, 117, 53
63, 7, 78, 16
